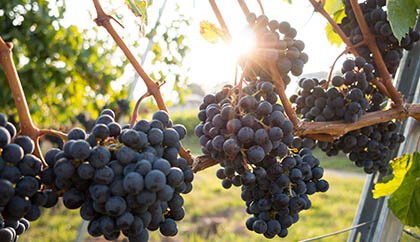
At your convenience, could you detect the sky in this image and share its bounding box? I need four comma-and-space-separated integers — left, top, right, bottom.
61, 0, 347, 102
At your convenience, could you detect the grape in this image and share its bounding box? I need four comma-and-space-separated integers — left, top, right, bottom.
53, 158, 75, 179
69, 140, 91, 160
14, 136, 34, 155
123, 172, 144, 194
145, 170, 166, 192
94, 167, 115, 185
18, 155, 42, 176
247, 146, 265, 164
153, 159, 171, 175
0, 127, 10, 148
2, 144, 24, 164
63, 188, 85, 209
67, 128, 87, 140
92, 124, 110, 140
89, 146, 111, 168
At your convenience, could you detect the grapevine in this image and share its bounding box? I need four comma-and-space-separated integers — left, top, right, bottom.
0, 0, 419, 241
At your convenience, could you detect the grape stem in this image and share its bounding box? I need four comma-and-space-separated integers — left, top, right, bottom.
325, 48, 349, 89
38, 129, 69, 141
256, 0, 264, 15
295, 103, 420, 140
208, 0, 232, 42
325, 41, 367, 89
92, 0, 194, 165
349, 0, 403, 106
268, 62, 300, 127
130, 91, 151, 128
0, 37, 72, 166
308, 0, 358, 56
237, 0, 251, 17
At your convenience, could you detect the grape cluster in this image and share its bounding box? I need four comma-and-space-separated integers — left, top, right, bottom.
243, 13, 308, 86
339, 0, 420, 75
0, 113, 57, 242
44, 109, 193, 241
195, 84, 328, 238
318, 121, 404, 173
290, 56, 384, 123
232, 144, 327, 238
195, 82, 293, 164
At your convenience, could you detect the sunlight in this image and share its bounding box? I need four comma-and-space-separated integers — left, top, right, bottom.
229, 27, 257, 61
190, 26, 257, 91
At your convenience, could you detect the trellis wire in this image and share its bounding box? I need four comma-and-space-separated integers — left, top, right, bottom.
403, 229, 420, 240
299, 220, 377, 242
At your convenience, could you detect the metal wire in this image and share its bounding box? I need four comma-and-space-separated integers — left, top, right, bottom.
299, 220, 377, 242
403, 229, 420, 240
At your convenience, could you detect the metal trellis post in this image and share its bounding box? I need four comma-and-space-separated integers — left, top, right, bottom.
348, 17, 420, 242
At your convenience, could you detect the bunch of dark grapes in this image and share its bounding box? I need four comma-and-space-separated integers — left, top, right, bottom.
318, 121, 404, 173
239, 145, 328, 238
242, 12, 308, 86
290, 56, 384, 123
339, 0, 420, 75
289, 56, 406, 174
195, 82, 293, 164
0, 113, 58, 242
43, 109, 193, 241
195, 84, 328, 238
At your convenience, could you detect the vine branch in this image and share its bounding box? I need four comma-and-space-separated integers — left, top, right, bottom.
0, 37, 47, 165
92, 0, 194, 165
208, 0, 231, 42
295, 103, 420, 139
308, 0, 357, 56
349, 0, 403, 106
237, 0, 251, 17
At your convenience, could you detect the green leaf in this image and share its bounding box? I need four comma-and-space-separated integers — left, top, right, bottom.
324, 0, 342, 15
388, 152, 420, 228
125, 0, 148, 25
387, 0, 420, 41
200, 21, 226, 44
325, 7, 346, 47
373, 153, 412, 198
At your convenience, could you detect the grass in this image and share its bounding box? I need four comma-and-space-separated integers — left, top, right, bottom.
25, 167, 366, 242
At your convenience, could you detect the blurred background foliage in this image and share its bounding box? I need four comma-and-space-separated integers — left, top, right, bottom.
0, 0, 191, 131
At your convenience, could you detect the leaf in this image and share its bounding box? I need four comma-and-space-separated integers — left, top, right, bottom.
324, 0, 342, 15
388, 152, 420, 228
387, 0, 420, 41
200, 21, 225, 44
373, 153, 412, 199
125, 0, 148, 25
325, 7, 346, 47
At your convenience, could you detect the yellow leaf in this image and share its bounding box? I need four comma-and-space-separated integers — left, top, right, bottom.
200, 21, 225, 44
373, 153, 413, 199
324, 0, 342, 15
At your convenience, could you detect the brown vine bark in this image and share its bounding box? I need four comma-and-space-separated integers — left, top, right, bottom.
295, 104, 420, 139
349, 0, 403, 106
92, 0, 194, 165
269, 63, 299, 126
0, 37, 68, 166
209, 0, 232, 41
